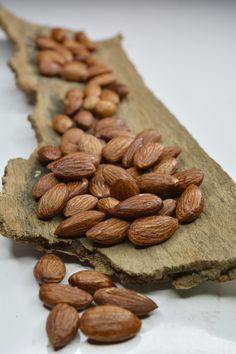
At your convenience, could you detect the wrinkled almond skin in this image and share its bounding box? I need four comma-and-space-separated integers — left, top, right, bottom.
52, 114, 73, 134
37, 145, 62, 165
128, 215, 178, 246
77, 133, 103, 157
153, 157, 178, 175
111, 193, 163, 219
64, 194, 98, 217
86, 218, 130, 245
126, 167, 141, 179
60, 128, 84, 145
95, 117, 128, 132
80, 305, 141, 343
46, 303, 79, 349
96, 127, 134, 141
158, 199, 177, 216
161, 145, 181, 159
176, 184, 204, 223
32, 173, 59, 200
34, 254, 66, 285
102, 136, 134, 163
102, 164, 136, 186
95, 100, 117, 118
40, 283, 93, 309
89, 173, 111, 198
74, 110, 95, 130
67, 178, 89, 199
174, 168, 204, 192
133, 142, 164, 169
137, 172, 179, 197
97, 197, 119, 213
94, 287, 157, 316
122, 137, 144, 168
37, 183, 69, 220
69, 270, 115, 294
110, 178, 140, 201
136, 128, 162, 144
55, 210, 105, 238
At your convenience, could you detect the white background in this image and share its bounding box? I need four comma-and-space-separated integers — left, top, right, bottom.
0, 1, 235, 353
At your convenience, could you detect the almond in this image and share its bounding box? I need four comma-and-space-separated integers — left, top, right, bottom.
158, 199, 177, 216
83, 95, 99, 111
87, 64, 111, 79
46, 303, 79, 349
136, 128, 162, 144
33, 254, 66, 285
37, 183, 69, 220
176, 184, 204, 223
97, 197, 119, 213
89, 72, 117, 86
51, 27, 67, 42
64, 194, 98, 216
80, 305, 141, 343
122, 137, 144, 168
161, 145, 181, 159
66, 178, 89, 199
86, 218, 130, 245
54, 210, 105, 238
77, 133, 103, 157
100, 89, 120, 104
153, 157, 178, 175
69, 270, 115, 294
106, 82, 129, 99
102, 136, 134, 163
39, 283, 93, 309
32, 172, 59, 200
60, 128, 84, 145
60, 141, 78, 155
96, 127, 135, 141
48, 152, 97, 180
64, 95, 83, 116
89, 172, 110, 198
52, 114, 73, 134
39, 60, 62, 76
37, 49, 66, 65
133, 142, 164, 169
74, 110, 96, 130
102, 164, 136, 186
84, 83, 102, 97
174, 168, 204, 192
94, 99, 117, 118
95, 117, 128, 132
110, 178, 140, 201
126, 167, 141, 179
111, 193, 163, 219
37, 145, 62, 166
137, 172, 179, 196
61, 61, 88, 81
128, 215, 178, 246
94, 287, 157, 316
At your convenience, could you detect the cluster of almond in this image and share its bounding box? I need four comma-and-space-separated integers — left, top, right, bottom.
34, 253, 157, 349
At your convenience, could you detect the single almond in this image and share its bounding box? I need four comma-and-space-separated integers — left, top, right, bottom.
86, 218, 130, 245
54, 210, 105, 238
153, 157, 178, 175
74, 110, 95, 130
94, 100, 117, 118
64, 194, 98, 217
66, 178, 89, 199
83, 95, 99, 111
37, 49, 66, 65
176, 184, 204, 223
60, 141, 79, 155
75, 31, 97, 51
37, 183, 69, 220
158, 199, 177, 216
33, 254, 66, 285
102, 136, 134, 163
37, 145, 62, 166
128, 215, 178, 246
64, 95, 83, 116
161, 145, 181, 159
89, 72, 117, 86
100, 89, 120, 104
111, 193, 163, 219
80, 305, 141, 343
51, 27, 67, 42
60, 128, 84, 145
87, 64, 112, 79
106, 82, 129, 99
39, 283, 93, 309
46, 303, 79, 349
122, 137, 144, 168
39, 60, 62, 76
77, 133, 103, 157
133, 142, 164, 169
174, 168, 204, 192
94, 287, 157, 316
84, 83, 101, 97
61, 61, 88, 81
137, 172, 179, 197
95, 117, 128, 132
110, 178, 140, 201
136, 128, 162, 144
96, 127, 135, 141
126, 167, 141, 179
52, 114, 73, 134
32, 172, 59, 200
69, 270, 115, 294
89, 172, 110, 198
97, 197, 119, 213
102, 164, 136, 186
65, 87, 84, 100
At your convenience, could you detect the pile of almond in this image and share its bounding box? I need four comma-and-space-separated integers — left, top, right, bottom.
34, 253, 157, 349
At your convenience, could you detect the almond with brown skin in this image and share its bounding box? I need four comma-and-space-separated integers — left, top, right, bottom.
105, 82, 129, 99
69, 270, 115, 294
97, 197, 119, 213
77, 133, 103, 157
136, 128, 162, 144
80, 305, 141, 343
37, 145, 62, 166
94, 100, 117, 118
37, 183, 69, 220
83, 95, 99, 111
60, 128, 84, 145
86, 218, 130, 245
74, 111, 96, 130
75, 31, 97, 51
126, 167, 141, 179
100, 89, 120, 104
95, 117, 128, 132
158, 199, 177, 216
133, 142, 164, 169
36, 35, 59, 50
87, 64, 112, 79
46, 303, 79, 349
137, 172, 179, 197
64, 194, 98, 217
122, 137, 144, 168
176, 184, 204, 223
128, 215, 178, 246
32, 173, 59, 200
39, 283, 93, 309
37, 50, 66, 65
67, 178, 89, 199
94, 287, 157, 316
51, 27, 67, 42
95, 127, 134, 141
174, 168, 204, 192
111, 193, 163, 219
84, 83, 101, 97
39, 60, 62, 76
89, 72, 117, 86
61, 61, 88, 81
110, 178, 140, 201
161, 145, 181, 159
33, 254, 66, 285
64, 95, 83, 116
60, 141, 79, 155
102, 164, 136, 186
55, 210, 105, 238
89, 173, 110, 198
102, 136, 134, 163
153, 157, 178, 175
52, 114, 73, 134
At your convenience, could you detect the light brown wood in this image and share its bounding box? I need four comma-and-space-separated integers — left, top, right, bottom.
0, 5, 236, 288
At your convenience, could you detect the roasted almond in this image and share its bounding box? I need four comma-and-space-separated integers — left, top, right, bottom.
89, 72, 117, 86
176, 184, 204, 223
86, 218, 129, 245
75, 31, 97, 51
36, 35, 59, 50
69, 270, 115, 294
158, 199, 177, 216
51, 27, 67, 42
102, 164, 136, 186
133, 142, 164, 169
74, 110, 96, 130
37, 145, 62, 166
122, 137, 144, 168
60, 141, 79, 155
77, 133, 103, 157
84, 83, 101, 97
39, 60, 62, 76
89, 172, 110, 198
94, 287, 157, 316
52, 114, 73, 134
33, 254, 66, 285
39, 283, 93, 309
126, 167, 141, 179
60, 128, 84, 145
136, 128, 162, 144
95, 117, 128, 132
161, 145, 181, 159
46, 303, 79, 349
97, 197, 119, 213
80, 305, 141, 343
128, 215, 178, 246
153, 157, 178, 175
37, 183, 69, 220
67, 178, 89, 199
95, 127, 134, 141
100, 89, 120, 104
94, 99, 117, 118
64, 194, 98, 217
111, 193, 163, 219
174, 168, 204, 192
87, 64, 111, 79
83, 95, 99, 111
137, 172, 179, 197
61, 61, 88, 81
106, 82, 129, 99
54, 210, 105, 238
102, 136, 134, 163
32, 172, 59, 200
37, 49, 65, 65
64, 95, 83, 116
110, 178, 140, 201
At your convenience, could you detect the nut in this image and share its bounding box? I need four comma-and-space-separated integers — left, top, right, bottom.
33, 254, 66, 285
64, 194, 98, 217
69, 270, 115, 294
176, 184, 204, 223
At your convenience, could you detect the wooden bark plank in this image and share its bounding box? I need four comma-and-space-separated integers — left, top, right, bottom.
0, 5, 236, 289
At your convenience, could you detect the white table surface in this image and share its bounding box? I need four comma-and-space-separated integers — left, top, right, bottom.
0, 1, 235, 353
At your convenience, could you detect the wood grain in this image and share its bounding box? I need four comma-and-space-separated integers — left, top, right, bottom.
0, 5, 236, 288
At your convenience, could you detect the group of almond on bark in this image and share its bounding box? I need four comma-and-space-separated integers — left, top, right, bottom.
34, 253, 157, 349
33, 27, 204, 247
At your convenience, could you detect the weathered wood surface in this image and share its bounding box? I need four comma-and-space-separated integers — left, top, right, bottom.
0, 5, 236, 289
